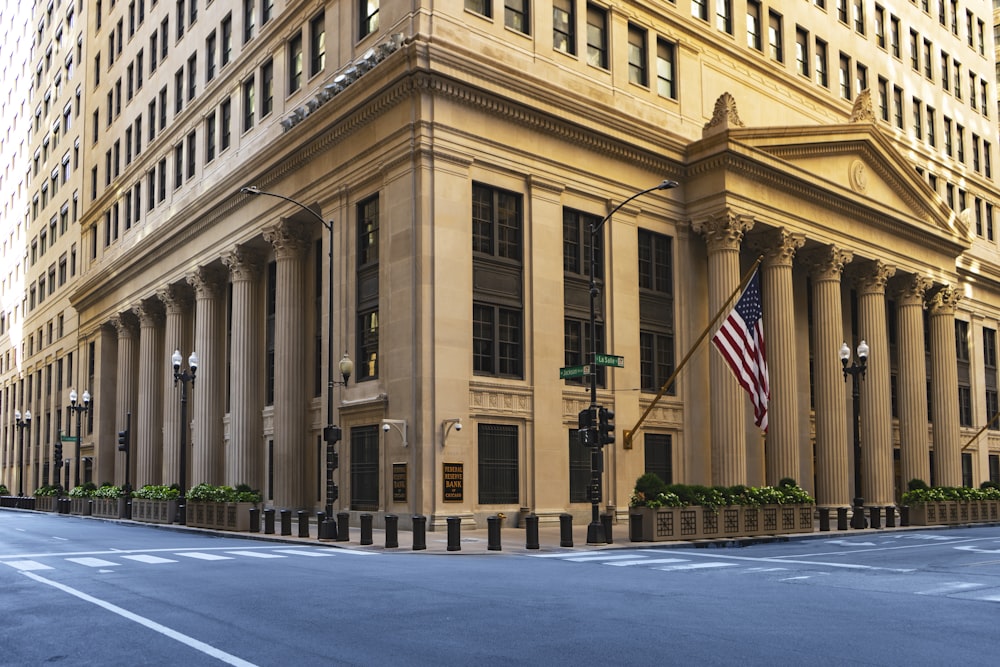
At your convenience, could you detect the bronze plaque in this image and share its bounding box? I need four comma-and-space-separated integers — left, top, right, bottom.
443, 462, 463, 502
392, 463, 407, 503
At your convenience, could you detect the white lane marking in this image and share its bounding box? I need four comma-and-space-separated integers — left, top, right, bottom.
224, 551, 286, 559
824, 540, 877, 547
564, 554, 648, 562
121, 555, 178, 564
664, 551, 915, 572
655, 562, 734, 572
175, 552, 234, 561
3, 560, 53, 571
21, 571, 259, 667
954, 546, 1000, 555
51, 537, 68, 541
66, 557, 119, 568
766, 535, 993, 561
916, 582, 984, 596
273, 549, 336, 557
0, 545, 282, 560
779, 576, 812, 581
976, 595, 1000, 602
604, 558, 689, 567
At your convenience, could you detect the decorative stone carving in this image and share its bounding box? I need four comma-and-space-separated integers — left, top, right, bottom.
692, 210, 754, 252
223, 245, 265, 282
802, 245, 854, 282
848, 160, 868, 194
703, 92, 745, 137
928, 285, 963, 315
848, 89, 876, 123
186, 265, 228, 299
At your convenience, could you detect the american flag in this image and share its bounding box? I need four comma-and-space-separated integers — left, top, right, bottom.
711, 270, 769, 431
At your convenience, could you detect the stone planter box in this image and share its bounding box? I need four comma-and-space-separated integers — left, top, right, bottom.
70, 498, 93, 515
33, 496, 56, 511
908, 500, 1000, 526
92, 497, 128, 518
132, 498, 178, 523
187, 501, 255, 531
631, 504, 814, 542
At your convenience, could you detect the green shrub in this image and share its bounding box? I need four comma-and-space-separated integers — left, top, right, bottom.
93, 484, 125, 498
131, 484, 180, 500
907, 478, 929, 491
0, 484, 9, 495
34, 485, 62, 497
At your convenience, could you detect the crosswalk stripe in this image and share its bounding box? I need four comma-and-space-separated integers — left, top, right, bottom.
121, 555, 178, 564
564, 554, 647, 562
224, 550, 286, 559
654, 562, 734, 572
175, 552, 234, 561
66, 557, 119, 568
3, 560, 53, 571
605, 558, 688, 567
273, 549, 336, 557
916, 582, 983, 596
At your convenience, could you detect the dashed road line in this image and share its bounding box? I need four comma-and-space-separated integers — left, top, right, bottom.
655, 562, 734, 572
4, 560, 53, 571
66, 557, 119, 568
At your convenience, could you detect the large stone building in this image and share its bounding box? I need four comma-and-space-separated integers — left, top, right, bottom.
4, 0, 1000, 527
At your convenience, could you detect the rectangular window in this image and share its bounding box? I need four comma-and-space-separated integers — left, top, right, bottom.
206, 30, 216, 81
357, 194, 379, 381
187, 53, 197, 101
655, 39, 676, 99
205, 110, 216, 162
288, 32, 303, 93
505, 0, 529, 34
716, 0, 733, 34
242, 77, 254, 131
909, 29, 919, 70
221, 13, 233, 65
795, 27, 809, 77
874, 4, 885, 48
478, 424, 519, 504
186, 131, 196, 178
644, 434, 673, 484
360, 0, 379, 38
586, 4, 607, 69
853, 0, 865, 33
174, 143, 184, 189
465, 0, 491, 17
889, 15, 900, 58
568, 430, 590, 503
260, 59, 273, 117
892, 85, 903, 129
350, 426, 379, 511
627, 24, 647, 87
767, 11, 783, 62
638, 229, 675, 394
310, 11, 325, 77
220, 97, 232, 150
692, 0, 708, 21
839, 53, 851, 100
815, 38, 828, 87
553, 0, 575, 54
913, 98, 923, 139
243, 0, 255, 44
927, 106, 936, 146
746, 0, 762, 51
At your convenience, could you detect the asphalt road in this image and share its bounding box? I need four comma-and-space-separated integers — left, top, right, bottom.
2, 511, 998, 666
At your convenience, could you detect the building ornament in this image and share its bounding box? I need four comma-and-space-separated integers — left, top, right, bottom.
702, 92, 745, 137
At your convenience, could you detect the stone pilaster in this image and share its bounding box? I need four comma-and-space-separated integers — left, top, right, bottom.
758, 229, 805, 486
854, 260, 896, 506
928, 286, 963, 486
111, 311, 139, 488
804, 246, 853, 507
264, 220, 310, 509
134, 299, 164, 486
157, 284, 193, 486
893, 275, 933, 489
186, 265, 228, 488
693, 210, 754, 486
222, 246, 264, 490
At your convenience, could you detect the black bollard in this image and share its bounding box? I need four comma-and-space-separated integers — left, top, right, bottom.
525, 514, 540, 550
249, 507, 260, 533
487, 516, 502, 551
601, 514, 613, 544
836, 507, 848, 531
264, 508, 275, 534
412, 515, 427, 550
559, 513, 573, 547
279, 509, 292, 536
447, 516, 461, 551
629, 513, 643, 542
318, 515, 337, 540
900, 505, 910, 527
385, 514, 399, 548
885, 506, 896, 528
818, 507, 830, 532
360, 513, 373, 545
336, 512, 350, 542
297, 510, 310, 538
869, 506, 882, 529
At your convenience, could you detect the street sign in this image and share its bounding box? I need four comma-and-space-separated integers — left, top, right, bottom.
59, 435, 76, 443
594, 354, 624, 368
560, 364, 591, 379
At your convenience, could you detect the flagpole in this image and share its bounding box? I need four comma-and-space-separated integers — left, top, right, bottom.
961, 410, 1000, 450
623, 254, 765, 448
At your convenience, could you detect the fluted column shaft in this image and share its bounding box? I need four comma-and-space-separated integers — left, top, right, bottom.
895, 276, 932, 488
856, 261, 896, 506
112, 313, 138, 488
760, 230, 804, 485
806, 247, 853, 507
929, 287, 963, 486
135, 301, 164, 486
265, 221, 310, 509
223, 247, 264, 489
187, 267, 227, 487
158, 285, 192, 486
694, 212, 753, 486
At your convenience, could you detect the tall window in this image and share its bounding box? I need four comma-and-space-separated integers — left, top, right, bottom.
505, 0, 529, 34
243, 0, 255, 43
644, 433, 673, 484
472, 184, 523, 378
874, 7, 885, 48
568, 430, 590, 502
957, 319, 972, 427
986, 327, 998, 428
221, 13, 233, 66
310, 11, 325, 77
242, 77, 254, 131
260, 58, 273, 117
563, 208, 605, 388
288, 32, 303, 93
361, 0, 379, 38
746, 0, 762, 50
205, 110, 216, 162
350, 426, 379, 511
639, 229, 675, 394
478, 424, 519, 504
465, 0, 491, 17
586, 4, 607, 69
889, 15, 900, 58
716, 0, 732, 34
767, 11, 783, 62
656, 39, 676, 99
692, 0, 708, 21
553, 0, 575, 54
265, 261, 276, 404
627, 24, 647, 87
815, 38, 828, 87
795, 27, 809, 77
357, 195, 379, 381
220, 96, 232, 150
839, 53, 851, 99
206, 30, 217, 81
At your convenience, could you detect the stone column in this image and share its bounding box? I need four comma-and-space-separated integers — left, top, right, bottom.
758, 229, 804, 485
186, 266, 228, 488
854, 260, 896, 506
894, 275, 932, 489
804, 246, 853, 507
693, 211, 754, 486
265, 220, 310, 509
928, 286, 963, 486
134, 299, 164, 486
222, 245, 264, 490
157, 284, 193, 487
111, 311, 139, 488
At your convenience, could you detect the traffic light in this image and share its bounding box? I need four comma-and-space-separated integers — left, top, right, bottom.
598, 407, 615, 446
117, 428, 130, 452
54, 442, 62, 463
577, 408, 595, 448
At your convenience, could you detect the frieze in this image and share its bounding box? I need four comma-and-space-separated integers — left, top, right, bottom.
470, 383, 531, 416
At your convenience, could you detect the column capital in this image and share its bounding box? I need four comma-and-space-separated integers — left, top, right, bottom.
223, 245, 265, 282
186, 265, 228, 299
852, 259, 896, 295
692, 209, 754, 253
802, 245, 853, 281
111, 310, 139, 338
751, 228, 805, 268
264, 219, 311, 259
157, 283, 193, 314
891, 274, 934, 307
134, 298, 165, 328
928, 285, 963, 315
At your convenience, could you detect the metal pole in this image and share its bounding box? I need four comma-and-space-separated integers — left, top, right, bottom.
326, 220, 335, 520
75, 408, 82, 488
850, 369, 866, 529
180, 379, 188, 503
16, 418, 24, 496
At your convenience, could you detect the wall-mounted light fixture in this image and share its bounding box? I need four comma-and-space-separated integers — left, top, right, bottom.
381, 419, 408, 447
441, 418, 462, 446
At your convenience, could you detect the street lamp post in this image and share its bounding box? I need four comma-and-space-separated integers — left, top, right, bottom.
68, 390, 91, 489
14, 410, 30, 496
172, 350, 198, 523
240, 186, 351, 539
585, 180, 678, 544
841, 340, 869, 530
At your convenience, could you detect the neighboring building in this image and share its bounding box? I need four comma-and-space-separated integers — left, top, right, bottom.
3, 0, 1000, 526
